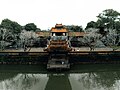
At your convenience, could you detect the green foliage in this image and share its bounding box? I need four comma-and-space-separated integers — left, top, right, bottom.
65, 25, 83, 32
97, 9, 120, 20
97, 9, 120, 29
0, 19, 22, 34
24, 23, 37, 31
36, 28, 41, 32
113, 21, 120, 33
85, 21, 97, 29
0, 19, 12, 29
86, 9, 120, 34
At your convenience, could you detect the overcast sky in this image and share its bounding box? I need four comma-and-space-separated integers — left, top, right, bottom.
0, 0, 120, 30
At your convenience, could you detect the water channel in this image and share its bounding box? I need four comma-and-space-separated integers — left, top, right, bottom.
0, 64, 120, 90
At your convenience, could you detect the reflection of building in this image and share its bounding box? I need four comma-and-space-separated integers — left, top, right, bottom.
45, 74, 72, 90
0, 73, 117, 90
0, 72, 120, 90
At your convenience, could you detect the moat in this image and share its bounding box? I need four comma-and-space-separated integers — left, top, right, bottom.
0, 64, 120, 90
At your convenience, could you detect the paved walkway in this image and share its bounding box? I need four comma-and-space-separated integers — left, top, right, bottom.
73, 47, 115, 51
0, 47, 45, 52
0, 47, 120, 52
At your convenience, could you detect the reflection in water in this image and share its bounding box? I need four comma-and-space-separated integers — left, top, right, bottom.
0, 74, 48, 90
69, 72, 120, 90
45, 74, 72, 90
0, 65, 120, 90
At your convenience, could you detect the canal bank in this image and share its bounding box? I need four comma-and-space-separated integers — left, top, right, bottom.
0, 47, 120, 65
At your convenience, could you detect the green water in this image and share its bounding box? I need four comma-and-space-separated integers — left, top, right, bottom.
0, 64, 120, 90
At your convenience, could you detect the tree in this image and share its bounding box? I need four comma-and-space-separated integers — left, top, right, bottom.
19, 30, 39, 51
65, 25, 83, 32
24, 23, 37, 31
0, 19, 22, 34
97, 9, 120, 30
85, 21, 97, 29
0, 19, 12, 29
11, 22, 22, 34
114, 21, 120, 33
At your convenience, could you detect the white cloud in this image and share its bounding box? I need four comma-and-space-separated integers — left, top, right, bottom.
0, 0, 120, 29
